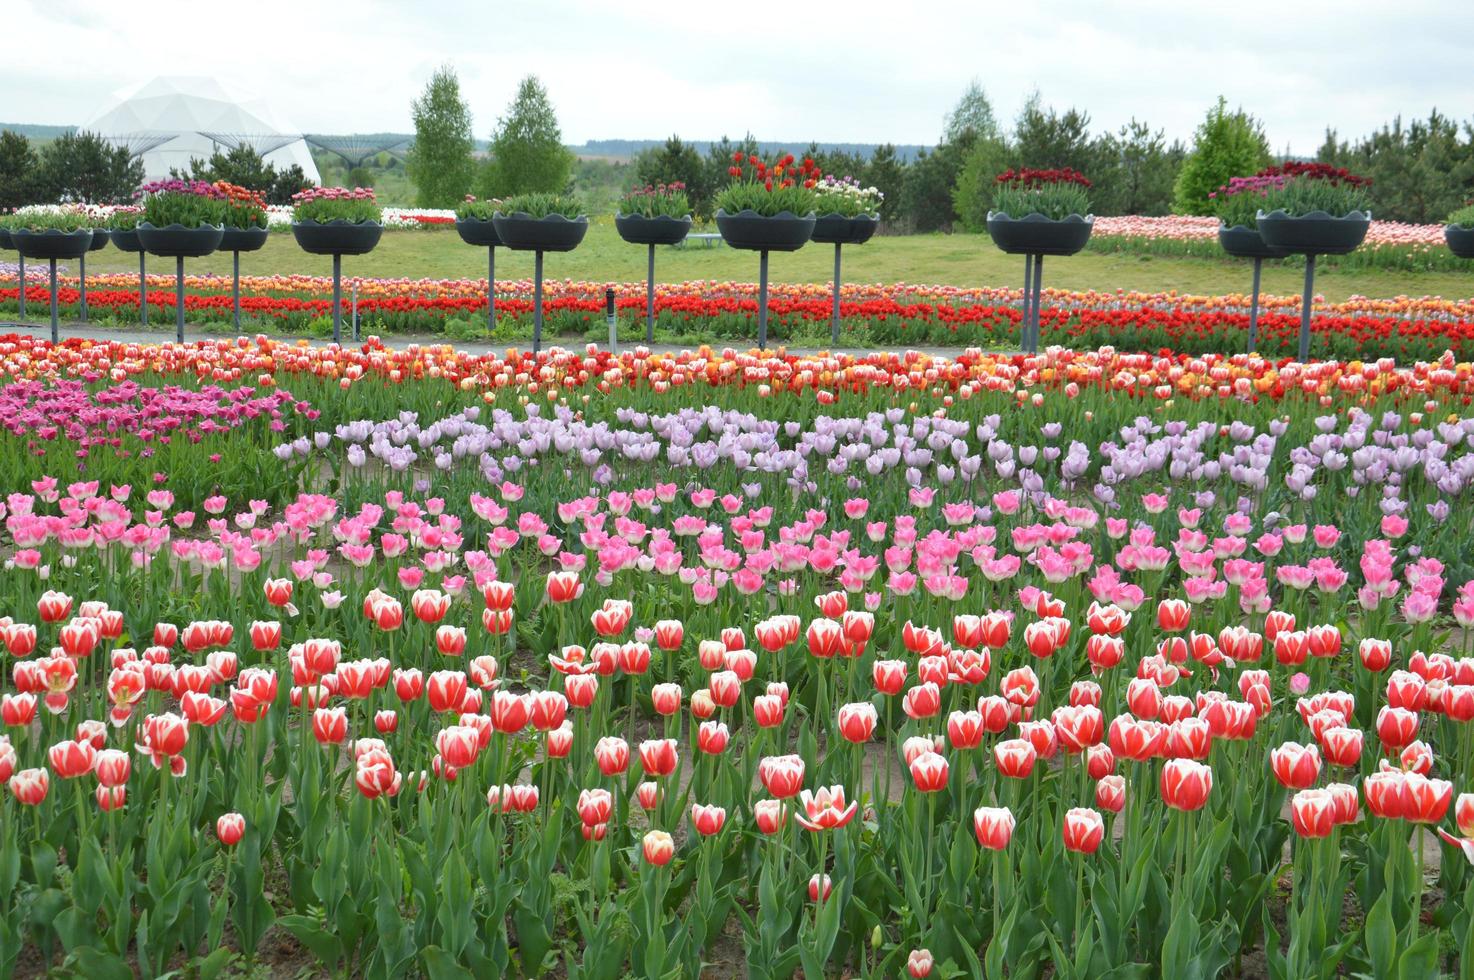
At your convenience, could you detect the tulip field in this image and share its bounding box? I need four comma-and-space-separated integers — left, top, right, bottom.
5, 333, 1474, 978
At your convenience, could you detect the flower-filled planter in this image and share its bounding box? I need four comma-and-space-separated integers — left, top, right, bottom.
810, 213, 879, 246
714, 210, 815, 251
1217, 224, 1288, 260
491, 194, 589, 253
219, 226, 270, 252
9, 207, 96, 260
1251, 163, 1372, 256
290, 187, 384, 255
616, 183, 693, 246
713, 154, 819, 253
107, 207, 143, 253
986, 212, 1094, 256
454, 195, 504, 247
217, 182, 271, 252
11, 227, 94, 260
135, 180, 228, 257
0, 226, 11, 251
1445, 206, 1474, 259
87, 228, 110, 253
986, 168, 1095, 256
616, 213, 693, 246
1255, 209, 1371, 256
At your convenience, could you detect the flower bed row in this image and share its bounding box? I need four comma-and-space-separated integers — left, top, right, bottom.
1, 363, 1474, 974
7, 275, 1474, 361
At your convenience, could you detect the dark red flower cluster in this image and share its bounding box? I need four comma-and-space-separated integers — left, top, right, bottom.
727, 152, 823, 191
995, 167, 1092, 189
1255, 161, 1371, 187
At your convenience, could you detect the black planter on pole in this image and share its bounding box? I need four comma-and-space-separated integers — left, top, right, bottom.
714, 209, 815, 349
615, 214, 692, 343
811, 214, 878, 346
455, 217, 503, 335
492, 212, 589, 354
11, 228, 93, 342
109, 228, 147, 325
986, 212, 1094, 353
219, 226, 269, 332
1257, 209, 1370, 361
291, 221, 383, 344
1445, 224, 1474, 260
137, 223, 225, 344
1218, 224, 1289, 353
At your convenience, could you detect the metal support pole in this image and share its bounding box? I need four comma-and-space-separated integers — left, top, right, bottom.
757, 250, 770, 350
331, 253, 342, 344
1021, 254, 1034, 352
139, 252, 147, 327
830, 242, 842, 346
1031, 253, 1045, 353
48, 259, 58, 344
646, 243, 656, 344
352, 280, 359, 343
1248, 257, 1262, 353
17, 253, 25, 320
232, 250, 241, 331
487, 246, 496, 335
1299, 255, 1316, 362
79, 253, 88, 321
174, 256, 185, 344
606, 286, 617, 353
533, 250, 544, 353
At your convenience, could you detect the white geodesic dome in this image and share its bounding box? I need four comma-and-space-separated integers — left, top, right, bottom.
82, 76, 321, 185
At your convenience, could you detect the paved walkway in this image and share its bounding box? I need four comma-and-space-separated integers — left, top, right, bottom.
0, 319, 982, 359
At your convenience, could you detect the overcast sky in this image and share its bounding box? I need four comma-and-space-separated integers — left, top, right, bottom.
7, 0, 1472, 153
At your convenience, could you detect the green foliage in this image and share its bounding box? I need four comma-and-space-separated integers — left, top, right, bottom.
617, 183, 690, 218
1319, 110, 1474, 224
812, 176, 882, 217
1091, 119, 1184, 216
172, 144, 311, 206
33, 130, 143, 204
9, 204, 92, 231
141, 190, 227, 228
1173, 97, 1271, 215
634, 136, 710, 217
862, 144, 907, 223
1012, 93, 1097, 174
480, 76, 575, 198
952, 136, 1014, 232
454, 196, 500, 221
0, 129, 39, 211
901, 139, 971, 232
713, 182, 818, 217
1259, 174, 1371, 217
498, 192, 584, 219
1211, 186, 1265, 229
107, 207, 142, 231
991, 182, 1092, 221
1448, 204, 1474, 228
291, 187, 383, 224
407, 65, 477, 208
945, 79, 1001, 144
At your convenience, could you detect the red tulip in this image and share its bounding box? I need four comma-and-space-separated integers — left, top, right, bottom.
1063, 807, 1105, 854
1318, 726, 1363, 768
795, 785, 857, 831
994, 738, 1037, 779
697, 720, 730, 754
754, 798, 788, 834
1364, 769, 1410, 819
1160, 758, 1213, 811
2, 623, 36, 658
263, 578, 293, 607
491, 691, 530, 732
434, 725, 480, 768
37, 590, 73, 623
48, 738, 96, 779
1156, 598, 1189, 632
758, 754, 805, 798
902, 682, 941, 720
836, 702, 877, 743
690, 803, 726, 835
909, 751, 949, 792
1290, 789, 1335, 837
427, 670, 468, 713
808, 873, 833, 902
435, 625, 467, 657
411, 589, 451, 624
1096, 774, 1126, 812
973, 805, 1015, 850
907, 949, 934, 978
642, 830, 674, 865
654, 619, 683, 651
752, 693, 785, 728
565, 673, 598, 708
546, 571, 584, 604
1270, 741, 1322, 789
216, 812, 246, 846
482, 580, 515, 611
1405, 772, 1454, 823
709, 670, 741, 708
1376, 705, 1420, 749
577, 788, 613, 826
312, 707, 348, 744
639, 738, 679, 777
591, 599, 631, 636
95, 785, 126, 811
872, 659, 907, 695
9, 768, 48, 805
947, 710, 985, 750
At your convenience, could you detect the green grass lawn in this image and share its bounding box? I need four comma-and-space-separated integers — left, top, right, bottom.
78, 221, 1474, 303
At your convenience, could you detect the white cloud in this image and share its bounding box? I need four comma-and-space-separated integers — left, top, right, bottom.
5, 0, 1472, 153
